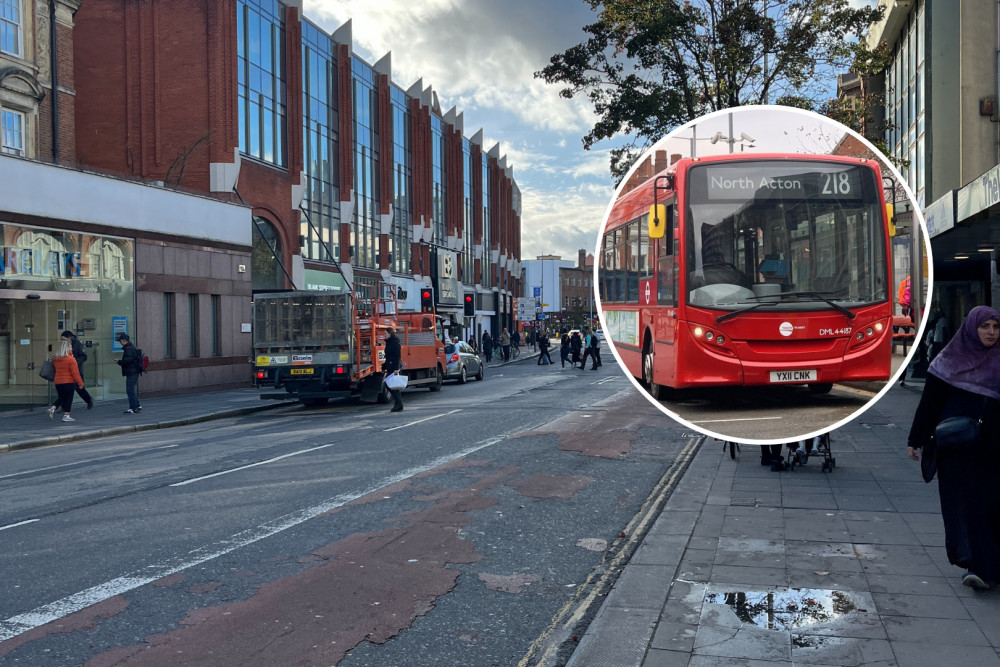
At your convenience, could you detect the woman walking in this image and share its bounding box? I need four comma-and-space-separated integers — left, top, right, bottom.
907, 305, 1000, 590
47, 340, 84, 422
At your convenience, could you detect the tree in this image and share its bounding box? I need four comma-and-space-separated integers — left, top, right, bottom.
537, 0, 884, 180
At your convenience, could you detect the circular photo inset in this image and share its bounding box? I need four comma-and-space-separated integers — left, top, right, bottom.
594, 105, 930, 445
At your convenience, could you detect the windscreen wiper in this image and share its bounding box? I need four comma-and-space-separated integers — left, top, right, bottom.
772, 291, 856, 319
715, 291, 855, 324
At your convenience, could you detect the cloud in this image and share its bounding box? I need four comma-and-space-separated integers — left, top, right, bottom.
518, 182, 614, 260
304, 0, 597, 134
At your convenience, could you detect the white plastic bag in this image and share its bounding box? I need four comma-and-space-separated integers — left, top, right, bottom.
385, 372, 408, 390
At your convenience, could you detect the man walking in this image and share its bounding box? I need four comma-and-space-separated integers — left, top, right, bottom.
383, 327, 404, 412
61, 330, 94, 409
115, 333, 142, 414
500, 327, 511, 363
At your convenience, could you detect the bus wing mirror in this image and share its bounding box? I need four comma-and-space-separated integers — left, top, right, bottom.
648, 204, 666, 239
886, 203, 896, 237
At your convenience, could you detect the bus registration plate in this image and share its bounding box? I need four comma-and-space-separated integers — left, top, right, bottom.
290, 368, 314, 375
769, 369, 815, 383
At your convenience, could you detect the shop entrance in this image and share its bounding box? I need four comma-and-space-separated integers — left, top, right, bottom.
0, 295, 102, 409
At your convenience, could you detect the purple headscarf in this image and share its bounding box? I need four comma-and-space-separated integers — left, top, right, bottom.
928, 305, 1000, 400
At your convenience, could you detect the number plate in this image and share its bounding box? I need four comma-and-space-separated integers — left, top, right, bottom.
769, 369, 816, 383
290, 368, 314, 375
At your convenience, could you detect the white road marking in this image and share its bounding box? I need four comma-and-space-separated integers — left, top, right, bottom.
691, 416, 785, 424
382, 409, 462, 432
0, 445, 179, 481
170, 443, 337, 487
0, 432, 513, 643
0, 519, 39, 532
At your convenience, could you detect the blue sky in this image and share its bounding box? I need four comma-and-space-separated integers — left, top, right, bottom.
304, 0, 877, 263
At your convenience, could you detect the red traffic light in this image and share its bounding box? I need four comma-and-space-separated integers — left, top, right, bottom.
422, 291, 431, 299
465, 295, 473, 303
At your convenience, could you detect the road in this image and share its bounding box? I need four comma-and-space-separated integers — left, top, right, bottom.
0, 360, 697, 666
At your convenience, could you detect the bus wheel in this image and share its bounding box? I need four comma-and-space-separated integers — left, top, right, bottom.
808, 383, 833, 395
643, 347, 665, 400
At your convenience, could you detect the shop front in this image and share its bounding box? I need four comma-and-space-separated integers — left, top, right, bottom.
0, 224, 134, 409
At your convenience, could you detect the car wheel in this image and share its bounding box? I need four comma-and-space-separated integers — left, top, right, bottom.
475, 362, 484, 381
459, 366, 468, 384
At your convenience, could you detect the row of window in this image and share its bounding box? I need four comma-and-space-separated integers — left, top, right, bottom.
563, 276, 591, 287
163, 293, 224, 359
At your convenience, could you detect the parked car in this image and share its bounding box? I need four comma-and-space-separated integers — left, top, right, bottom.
594, 329, 604, 341
444, 341, 484, 383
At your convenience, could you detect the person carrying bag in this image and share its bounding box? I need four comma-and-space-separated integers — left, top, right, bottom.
907, 305, 1000, 591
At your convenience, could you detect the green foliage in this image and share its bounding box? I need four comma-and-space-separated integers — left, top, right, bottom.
537, 0, 885, 181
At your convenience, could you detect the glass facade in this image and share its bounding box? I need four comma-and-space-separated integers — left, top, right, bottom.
885, 0, 924, 206
251, 217, 283, 290
352, 56, 379, 269
431, 115, 446, 245
237, 0, 287, 167
481, 154, 491, 286
301, 21, 340, 263
462, 138, 474, 282
0, 0, 20, 57
390, 85, 412, 274
0, 224, 135, 409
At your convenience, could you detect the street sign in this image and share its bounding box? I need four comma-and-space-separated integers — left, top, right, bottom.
533, 287, 541, 297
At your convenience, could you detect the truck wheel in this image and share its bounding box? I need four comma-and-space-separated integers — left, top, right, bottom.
429, 367, 442, 392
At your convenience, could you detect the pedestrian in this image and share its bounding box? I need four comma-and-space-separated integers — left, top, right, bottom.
467, 336, 477, 353
570, 330, 582, 367
560, 334, 571, 368
383, 327, 404, 412
579, 327, 599, 370
926, 305, 949, 362
500, 327, 511, 362
759, 444, 786, 471
60, 330, 94, 409
590, 331, 604, 371
907, 305, 1000, 591
482, 331, 494, 363
115, 333, 143, 414
537, 334, 552, 365
46, 340, 84, 422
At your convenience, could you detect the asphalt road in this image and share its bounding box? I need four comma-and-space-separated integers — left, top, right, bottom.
0, 361, 697, 666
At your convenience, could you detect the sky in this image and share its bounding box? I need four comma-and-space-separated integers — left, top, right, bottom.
303, 0, 875, 264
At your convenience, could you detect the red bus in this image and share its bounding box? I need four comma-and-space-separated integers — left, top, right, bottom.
598, 154, 894, 397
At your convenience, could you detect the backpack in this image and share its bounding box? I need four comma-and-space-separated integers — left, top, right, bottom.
135, 347, 149, 374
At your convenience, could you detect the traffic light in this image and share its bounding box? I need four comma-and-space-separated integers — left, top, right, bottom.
421, 288, 434, 312
464, 294, 474, 316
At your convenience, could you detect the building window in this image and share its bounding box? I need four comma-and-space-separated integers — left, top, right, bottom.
1, 109, 24, 156
237, 0, 287, 167
211, 295, 222, 356
189, 294, 200, 357
0, 0, 21, 57
252, 217, 283, 290
164, 292, 176, 359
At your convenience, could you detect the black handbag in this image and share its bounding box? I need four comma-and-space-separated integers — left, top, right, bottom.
934, 416, 981, 452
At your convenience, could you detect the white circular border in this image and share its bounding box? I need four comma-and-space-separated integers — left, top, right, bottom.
592, 104, 934, 446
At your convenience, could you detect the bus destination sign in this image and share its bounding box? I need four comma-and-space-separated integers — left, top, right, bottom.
700, 165, 864, 202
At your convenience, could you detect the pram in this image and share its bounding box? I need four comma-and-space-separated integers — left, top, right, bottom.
784, 433, 835, 472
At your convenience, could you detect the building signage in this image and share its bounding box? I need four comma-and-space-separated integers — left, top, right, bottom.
0, 248, 82, 278
433, 249, 461, 306
957, 163, 1000, 222
924, 191, 956, 239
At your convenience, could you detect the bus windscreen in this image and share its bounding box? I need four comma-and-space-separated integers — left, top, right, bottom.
685, 161, 888, 312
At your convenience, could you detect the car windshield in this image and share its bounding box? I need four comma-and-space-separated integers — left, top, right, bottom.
685, 160, 889, 312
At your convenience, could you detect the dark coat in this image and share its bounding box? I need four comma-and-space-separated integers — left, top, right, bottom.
383, 333, 402, 374
117, 342, 142, 377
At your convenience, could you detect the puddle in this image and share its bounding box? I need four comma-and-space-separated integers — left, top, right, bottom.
704, 588, 869, 631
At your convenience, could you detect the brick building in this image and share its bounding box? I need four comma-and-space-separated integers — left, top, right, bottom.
1, 0, 251, 410
71, 0, 522, 346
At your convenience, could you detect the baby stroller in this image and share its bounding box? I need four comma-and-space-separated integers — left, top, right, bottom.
785, 433, 836, 472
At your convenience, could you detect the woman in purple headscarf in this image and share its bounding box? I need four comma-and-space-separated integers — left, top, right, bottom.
907, 305, 1000, 591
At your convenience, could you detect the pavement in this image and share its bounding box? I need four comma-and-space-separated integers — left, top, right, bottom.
5, 348, 995, 667
569, 366, 1000, 667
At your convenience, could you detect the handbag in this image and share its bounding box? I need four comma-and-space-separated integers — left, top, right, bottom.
934, 416, 981, 453
39, 358, 56, 382
385, 372, 408, 390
